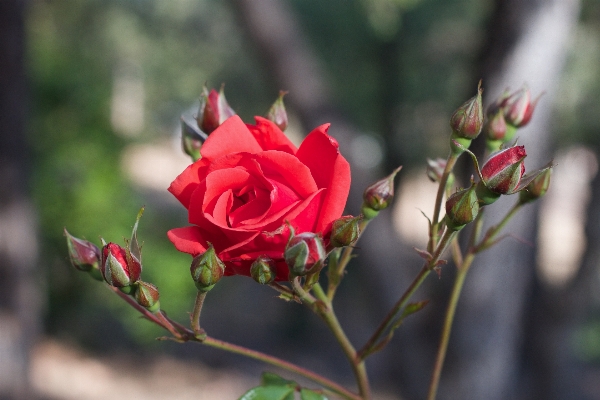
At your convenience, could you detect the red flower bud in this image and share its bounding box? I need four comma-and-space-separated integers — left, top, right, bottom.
445, 184, 479, 231
476, 145, 527, 205
134, 281, 160, 312
266, 91, 289, 131
250, 255, 276, 285
501, 85, 541, 128
330, 215, 361, 248
101, 242, 142, 288
190, 244, 225, 293
450, 82, 484, 140
65, 229, 101, 273
285, 232, 326, 276
362, 166, 402, 219
196, 85, 236, 134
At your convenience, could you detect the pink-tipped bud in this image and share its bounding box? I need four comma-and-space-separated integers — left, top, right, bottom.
362, 166, 402, 219
101, 242, 142, 289
250, 255, 276, 285
266, 91, 289, 131
134, 281, 160, 312
65, 229, 101, 273
450, 82, 484, 140
196, 85, 236, 134
476, 145, 527, 204
330, 215, 361, 248
285, 232, 326, 276
445, 184, 479, 231
502, 85, 541, 128
190, 244, 225, 293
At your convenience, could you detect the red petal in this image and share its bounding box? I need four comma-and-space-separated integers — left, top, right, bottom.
255, 150, 318, 198
168, 159, 210, 208
167, 227, 208, 256
246, 116, 297, 154
200, 115, 263, 160
296, 125, 351, 232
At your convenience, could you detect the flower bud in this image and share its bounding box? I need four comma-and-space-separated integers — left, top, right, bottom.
476, 145, 527, 204
519, 166, 552, 204
330, 215, 361, 248
285, 232, 326, 276
266, 91, 289, 131
362, 166, 402, 219
134, 281, 160, 312
426, 158, 447, 183
190, 244, 225, 293
181, 117, 208, 162
196, 85, 236, 134
250, 255, 276, 284
449, 82, 484, 140
101, 242, 142, 289
503, 85, 541, 128
483, 108, 513, 153
65, 229, 101, 273
445, 184, 479, 231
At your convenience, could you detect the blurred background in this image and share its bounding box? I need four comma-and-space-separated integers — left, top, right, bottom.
1, 0, 600, 398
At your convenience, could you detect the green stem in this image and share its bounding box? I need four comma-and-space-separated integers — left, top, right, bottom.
430, 153, 459, 252
293, 280, 371, 398
191, 291, 207, 334
328, 219, 371, 301
474, 202, 523, 252
201, 336, 361, 400
359, 229, 456, 360
427, 252, 475, 400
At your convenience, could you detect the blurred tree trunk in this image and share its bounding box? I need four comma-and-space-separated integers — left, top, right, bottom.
0, 0, 40, 398
436, 1, 581, 399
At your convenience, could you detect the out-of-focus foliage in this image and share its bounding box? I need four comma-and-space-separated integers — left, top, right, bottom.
27, 0, 600, 355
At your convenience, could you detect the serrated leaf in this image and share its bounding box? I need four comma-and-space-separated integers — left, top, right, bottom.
300, 388, 328, 400
261, 372, 297, 387
238, 385, 295, 400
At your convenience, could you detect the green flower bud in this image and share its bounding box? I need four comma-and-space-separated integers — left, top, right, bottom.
445, 184, 479, 231
519, 166, 552, 204
134, 281, 160, 312
65, 229, 101, 275
250, 256, 276, 284
330, 215, 361, 248
190, 244, 226, 293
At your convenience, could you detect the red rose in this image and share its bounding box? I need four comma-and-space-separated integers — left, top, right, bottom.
167, 115, 351, 281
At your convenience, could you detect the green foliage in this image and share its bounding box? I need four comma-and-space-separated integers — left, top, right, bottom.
239, 372, 327, 400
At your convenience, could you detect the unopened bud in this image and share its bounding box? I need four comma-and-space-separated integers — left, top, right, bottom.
101, 242, 142, 290
426, 158, 447, 183
330, 215, 361, 248
484, 108, 514, 152
519, 166, 552, 204
450, 81, 484, 140
362, 166, 402, 219
65, 229, 101, 273
134, 281, 160, 312
196, 85, 235, 134
266, 91, 289, 131
445, 184, 479, 231
190, 244, 225, 292
250, 256, 276, 284
503, 85, 541, 128
476, 145, 527, 205
285, 232, 326, 276
181, 117, 208, 161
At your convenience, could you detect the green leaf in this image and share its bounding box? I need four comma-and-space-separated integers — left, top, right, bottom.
261, 372, 297, 387
130, 206, 145, 262
238, 385, 295, 400
300, 388, 328, 400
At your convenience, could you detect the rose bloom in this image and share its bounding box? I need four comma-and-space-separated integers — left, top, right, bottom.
168, 115, 350, 281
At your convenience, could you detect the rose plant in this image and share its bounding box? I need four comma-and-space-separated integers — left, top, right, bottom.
65, 83, 553, 400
